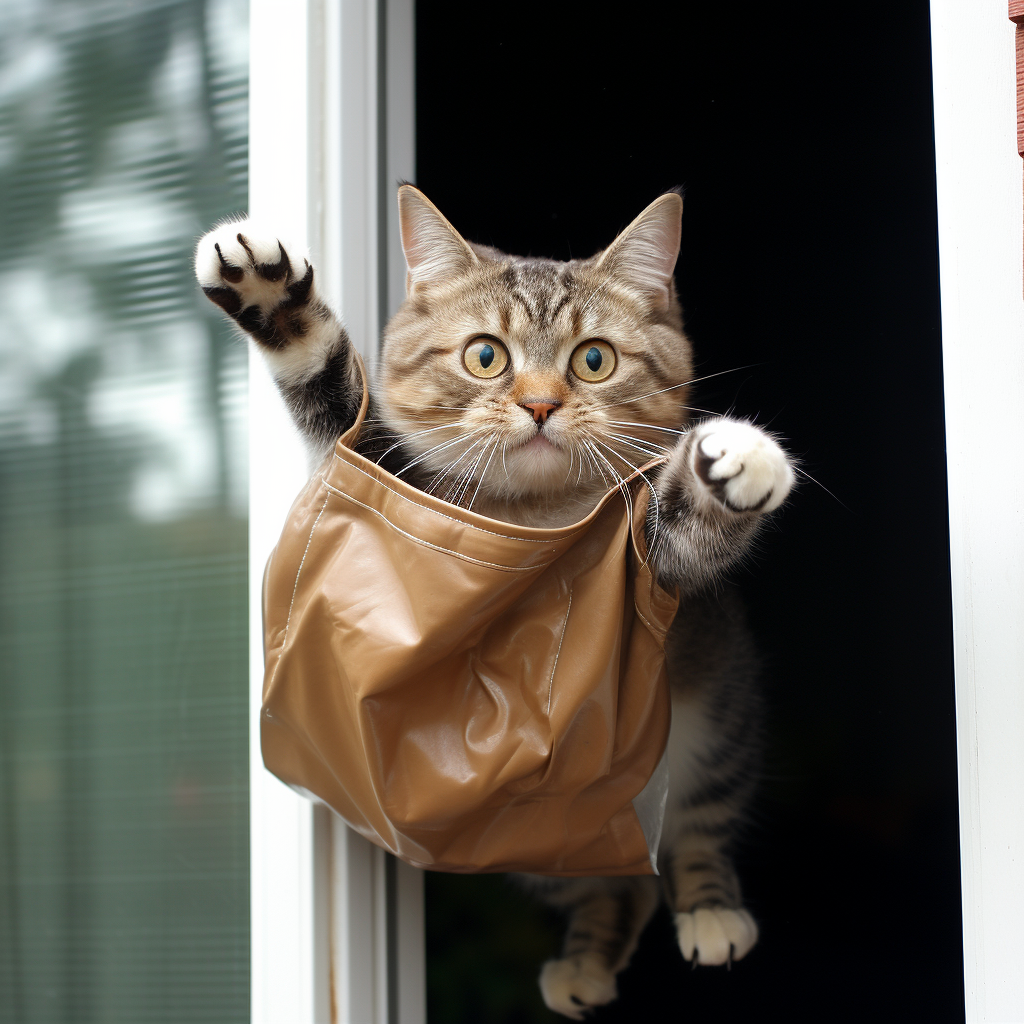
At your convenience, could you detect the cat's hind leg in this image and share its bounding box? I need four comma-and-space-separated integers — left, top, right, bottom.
524, 875, 659, 1020
664, 831, 758, 966
661, 694, 760, 967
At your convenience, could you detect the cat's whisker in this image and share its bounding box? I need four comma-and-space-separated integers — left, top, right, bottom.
592, 438, 663, 567
603, 402, 718, 420
396, 404, 468, 413
794, 466, 849, 510
596, 432, 669, 492
578, 446, 599, 487
396, 431, 475, 476
608, 420, 690, 437
645, 509, 663, 572
589, 439, 632, 493
457, 443, 491, 507
436, 436, 489, 500
468, 437, 501, 511
424, 440, 484, 496
441, 463, 471, 504
586, 440, 628, 499
452, 439, 487, 505
397, 440, 466, 479
395, 428, 486, 478
582, 442, 611, 489
603, 441, 666, 468
445, 435, 491, 506
600, 430, 669, 458
377, 422, 460, 463
601, 365, 763, 409
447, 465, 472, 507
586, 440, 637, 538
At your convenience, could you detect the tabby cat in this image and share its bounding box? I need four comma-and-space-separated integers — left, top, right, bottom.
195, 185, 794, 1019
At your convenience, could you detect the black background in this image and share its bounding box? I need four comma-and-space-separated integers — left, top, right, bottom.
415, 2, 963, 1021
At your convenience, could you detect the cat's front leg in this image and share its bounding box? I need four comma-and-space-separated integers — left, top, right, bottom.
195, 221, 362, 456
648, 418, 795, 595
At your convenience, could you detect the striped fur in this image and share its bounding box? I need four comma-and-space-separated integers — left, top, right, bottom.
195, 186, 794, 1019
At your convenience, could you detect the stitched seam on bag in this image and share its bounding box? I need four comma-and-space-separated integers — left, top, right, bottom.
546, 586, 573, 715
321, 481, 551, 572
333, 455, 585, 544
282, 491, 332, 646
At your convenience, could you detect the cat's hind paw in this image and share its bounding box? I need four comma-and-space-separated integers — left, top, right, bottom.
194, 220, 316, 348
538, 953, 617, 1020
675, 907, 758, 967
692, 419, 794, 513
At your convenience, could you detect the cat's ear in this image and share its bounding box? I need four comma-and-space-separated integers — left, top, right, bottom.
597, 192, 683, 310
398, 185, 478, 293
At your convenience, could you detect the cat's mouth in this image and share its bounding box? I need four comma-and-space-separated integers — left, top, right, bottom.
523, 432, 559, 453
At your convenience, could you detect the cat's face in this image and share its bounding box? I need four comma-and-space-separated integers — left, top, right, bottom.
380, 188, 694, 506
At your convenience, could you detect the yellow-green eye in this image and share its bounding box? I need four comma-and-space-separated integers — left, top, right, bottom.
463, 337, 509, 378
570, 340, 616, 382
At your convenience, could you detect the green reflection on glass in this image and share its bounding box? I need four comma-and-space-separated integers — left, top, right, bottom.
0, 2, 249, 1021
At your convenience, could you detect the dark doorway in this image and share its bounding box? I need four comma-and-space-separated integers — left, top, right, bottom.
416, 2, 962, 1021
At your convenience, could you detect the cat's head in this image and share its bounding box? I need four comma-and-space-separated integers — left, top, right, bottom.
380, 186, 693, 505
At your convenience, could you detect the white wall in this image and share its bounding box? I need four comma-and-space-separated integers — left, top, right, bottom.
930, 2, 1024, 1020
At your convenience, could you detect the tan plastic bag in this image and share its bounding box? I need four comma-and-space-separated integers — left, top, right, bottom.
260, 371, 679, 875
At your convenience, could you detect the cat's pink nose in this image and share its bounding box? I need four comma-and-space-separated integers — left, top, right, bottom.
520, 400, 561, 424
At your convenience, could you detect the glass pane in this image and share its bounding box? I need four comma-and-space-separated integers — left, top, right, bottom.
0, 2, 249, 1022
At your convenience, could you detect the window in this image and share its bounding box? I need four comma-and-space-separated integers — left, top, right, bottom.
0, 2, 250, 1022
3, 3, 1021, 1022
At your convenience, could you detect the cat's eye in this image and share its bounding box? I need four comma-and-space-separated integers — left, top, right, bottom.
463, 336, 510, 379
570, 340, 616, 382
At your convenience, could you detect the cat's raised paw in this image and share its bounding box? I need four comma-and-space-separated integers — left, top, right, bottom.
692, 419, 794, 513
675, 907, 758, 966
539, 953, 617, 1020
194, 221, 315, 346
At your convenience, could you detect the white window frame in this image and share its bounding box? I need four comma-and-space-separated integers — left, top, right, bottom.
243, 2, 1024, 1021
247, 2, 421, 1021
930, 2, 1024, 1021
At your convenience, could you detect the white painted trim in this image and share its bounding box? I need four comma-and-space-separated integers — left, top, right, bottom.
330, 816, 387, 1023
248, 4, 323, 1022
382, 7, 426, 1022
323, 3, 424, 1021
249, 1, 422, 1021
385, 0, 416, 318
930, 3, 1024, 1021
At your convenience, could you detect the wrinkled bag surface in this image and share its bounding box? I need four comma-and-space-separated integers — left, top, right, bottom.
261, 380, 679, 875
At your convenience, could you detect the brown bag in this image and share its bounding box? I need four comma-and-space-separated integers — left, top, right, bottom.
260, 369, 679, 875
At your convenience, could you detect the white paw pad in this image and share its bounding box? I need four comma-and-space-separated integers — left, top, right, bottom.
539, 953, 617, 1020
675, 907, 759, 966
694, 420, 794, 512
194, 219, 309, 312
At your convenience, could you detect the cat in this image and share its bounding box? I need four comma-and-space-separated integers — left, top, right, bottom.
195, 184, 794, 1019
